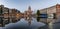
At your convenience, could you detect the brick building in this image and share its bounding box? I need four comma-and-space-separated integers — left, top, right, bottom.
56, 4, 60, 19
0, 5, 21, 27
39, 4, 60, 19
39, 4, 60, 23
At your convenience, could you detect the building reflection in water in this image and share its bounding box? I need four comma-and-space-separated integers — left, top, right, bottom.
25, 17, 32, 26
36, 17, 55, 29
0, 5, 21, 27
0, 18, 21, 27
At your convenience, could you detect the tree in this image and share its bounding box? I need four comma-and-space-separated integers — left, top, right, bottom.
36, 10, 40, 22
37, 10, 40, 16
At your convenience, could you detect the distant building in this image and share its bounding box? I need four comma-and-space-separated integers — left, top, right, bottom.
24, 6, 33, 18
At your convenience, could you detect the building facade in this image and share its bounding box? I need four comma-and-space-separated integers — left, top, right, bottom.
56, 4, 60, 19
0, 5, 21, 27
40, 8, 47, 14
39, 4, 60, 23
24, 6, 33, 19
39, 4, 58, 19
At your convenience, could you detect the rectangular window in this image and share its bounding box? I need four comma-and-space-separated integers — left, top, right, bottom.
39, 14, 47, 18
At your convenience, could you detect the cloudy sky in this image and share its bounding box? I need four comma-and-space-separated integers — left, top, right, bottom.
0, 0, 59, 12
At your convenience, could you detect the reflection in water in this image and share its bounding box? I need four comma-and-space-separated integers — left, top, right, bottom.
0, 17, 58, 29
36, 17, 54, 29
28, 19, 31, 26
37, 17, 40, 22
36, 17, 48, 29
2, 18, 46, 29
48, 22, 53, 29
0, 17, 21, 27
0, 17, 53, 29
0, 17, 60, 29
25, 17, 32, 26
